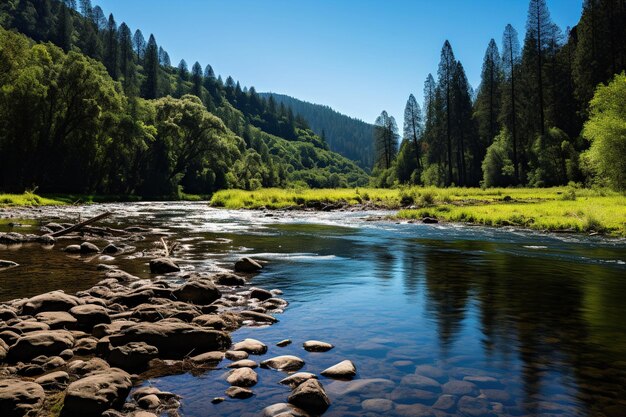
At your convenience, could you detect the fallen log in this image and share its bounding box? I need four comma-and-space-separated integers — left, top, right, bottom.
48, 212, 113, 238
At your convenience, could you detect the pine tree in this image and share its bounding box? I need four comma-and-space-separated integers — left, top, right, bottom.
104, 14, 119, 78
132, 29, 146, 59
204, 64, 216, 79
501, 24, 521, 182
143, 34, 159, 99
92, 6, 106, 30
374, 111, 399, 170
191, 61, 203, 99
79, 0, 93, 20
178, 60, 189, 81
475, 39, 502, 148
437, 40, 456, 184
403, 94, 423, 173
55, 1, 73, 52
158, 47, 171, 67
118, 22, 135, 93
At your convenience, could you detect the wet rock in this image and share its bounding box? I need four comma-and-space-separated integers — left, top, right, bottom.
239, 310, 278, 324
192, 314, 226, 329
480, 389, 512, 404
457, 395, 494, 417
225, 350, 249, 360
0, 379, 44, 417
211, 397, 225, 404
0, 330, 19, 346
74, 337, 98, 355
250, 287, 272, 301
362, 398, 394, 413
390, 387, 438, 405
102, 244, 122, 254
442, 380, 478, 396
64, 245, 82, 254
261, 355, 305, 372
189, 351, 224, 364
422, 217, 439, 224
8, 330, 74, 362
232, 338, 267, 354
93, 321, 136, 339
70, 304, 111, 330
401, 374, 442, 392
320, 360, 357, 380
432, 394, 457, 411
288, 379, 330, 415
395, 403, 436, 417
228, 359, 258, 369
108, 342, 159, 372
137, 394, 160, 409
149, 258, 180, 274
131, 301, 200, 322
234, 257, 263, 273
414, 364, 447, 382
261, 403, 311, 417
20, 291, 83, 315
108, 321, 231, 358
35, 311, 78, 329
214, 273, 245, 286
0, 260, 18, 269
225, 386, 254, 399
227, 367, 258, 387
172, 279, 221, 305
303, 340, 334, 352
0, 307, 17, 321
131, 386, 179, 402
68, 358, 110, 377
35, 371, 70, 390
326, 378, 395, 397
277, 339, 292, 347
463, 375, 503, 389
61, 369, 132, 417
279, 372, 318, 389
80, 242, 100, 254
13, 321, 50, 332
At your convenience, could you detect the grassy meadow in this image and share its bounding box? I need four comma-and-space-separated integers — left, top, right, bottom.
210, 187, 626, 236
0, 192, 65, 207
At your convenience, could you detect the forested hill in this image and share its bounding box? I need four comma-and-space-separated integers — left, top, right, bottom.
261, 93, 375, 170
0, 0, 368, 195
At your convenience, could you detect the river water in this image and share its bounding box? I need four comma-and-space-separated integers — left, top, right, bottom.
1, 202, 626, 417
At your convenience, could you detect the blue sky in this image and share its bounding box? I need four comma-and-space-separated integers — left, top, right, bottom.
96, 0, 582, 124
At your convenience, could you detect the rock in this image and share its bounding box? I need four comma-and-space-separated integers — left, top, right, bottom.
432, 394, 457, 411
149, 258, 180, 274
480, 389, 512, 404
172, 280, 221, 305
362, 398, 394, 413
64, 245, 82, 254
463, 375, 502, 389
279, 372, 318, 389
400, 374, 442, 392
35, 311, 78, 329
390, 387, 438, 405
239, 310, 278, 324
108, 342, 159, 372
0, 379, 44, 417
395, 403, 436, 417
80, 242, 100, 254
61, 369, 132, 417
320, 360, 357, 380
131, 387, 179, 402
234, 257, 263, 273
227, 367, 258, 387
20, 291, 82, 315
225, 350, 249, 360
225, 386, 253, 399
13, 321, 50, 332
131, 301, 200, 322
326, 378, 395, 397
442, 380, 478, 396
102, 244, 122, 254
137, 394, 160, 409
74, 337, 98, 355
44, 356, 65, 370
0, 307, 17, 321
457, 395, 494, 417
214, 273, 245, 286
133, 413, 157, 417
422, 217, 439, 224
261, 355, 305, 372
189, 351, 224, 364
0, 260, 18, 269
0, 330, 20, 346
228, 359, 258, 369
70, 304, 111, 330
8, 330, 74, 362
108, 321, 231, 359
232, 338, 267, 354
261, 403, 311, 417
59, 349, 74, 360
250, 287, 272, 301
68, 357, 110, 376
93, 321, 136, 339
414, 364, 447, 382
277, 339, 292, 347
35, 371, 70, 390
191, 314, 226, 329
288, 379, 330, 415
211, 397, 225, 404
303, 340, 334, 352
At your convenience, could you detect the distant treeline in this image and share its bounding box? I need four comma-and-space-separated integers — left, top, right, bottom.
0, 0, 369, 195
373, 0, 626, 191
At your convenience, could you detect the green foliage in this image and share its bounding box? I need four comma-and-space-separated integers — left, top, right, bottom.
482, 129, 516, 187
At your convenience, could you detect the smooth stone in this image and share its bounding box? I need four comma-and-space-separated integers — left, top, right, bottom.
0, 260, 18, 269
191, 314, 226, 329
234, 257, 263, 273
401, 374, 442, 392
80, 242, 100, 254
20, 291, 83, 315
457, 395, 494, 417
35, 311, 78, 329
442, 380, 478, 396
227, 367, 258, 387
414, 364, 447, 382
8, 330, 74, 362
35, 371, 70, 390
137, 394, 160, 409
395, 403, 436, 417
480, 389, 512, 404
74, 337, 98, 355
149, 258, 180, 274
261, 403, 311, 417
214, 273, 246, 286
133, 413, 157, 417
463, 375, 502, 389
108, 342, 159, 372
239, 310, 278, 323
189, 351, 224, 363
277, 339, 292, 347
13, 321, 50, 332
102, 244, 122, 254
131, 387, 179, 401
261, 355, 305, 372
228, 359, 258, 369
211, 397, 225, 404
288, 379, 330, 415
279, 372, 318, 389
432, 394, 457, 411
362, 398, 394, 413
326, 378, 395, 397
64, 245, 82, 254
303, 340, 334, 352
225, 350, 249, 360
225, 386, 254, 399
68, 357, 110, 376
320, 360, 357, 379
232, 338, 267, 354
390, 387, 438, 405
172, 280, 221, 305
0, 379, 45, 417
69, 304, 111, 329
61, 369, 132, 417
250, 287, 273, 301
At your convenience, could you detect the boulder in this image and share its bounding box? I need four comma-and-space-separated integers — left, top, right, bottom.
422, 217, 439, 224
13, 321, 50, 332
108, 321, 230, 358
320, 360, 357, 380
277, 339, 292, 347
261, 355, 305, 372
35, 311, 78, 330
131, 301, 201, 322
401, 374, 442, 392
0, 379, 44, 417
68, 358, 110, 376
225, 350, 249, 360
457, 395, 494, 417
0, 330, 20, 346
20, 291, 82, 315
61, 369, 132, 417
149, 258, 180, 274
35, 371, 70, 390
63, 245, 82, 254
0, 260, 18, 269
234, 257, 263, 273
8, 330, 74, 362
227, 359, 258, 369
250, 287, 272, 301
362, 398, 394, 413
74, 337, 98, 355
0, 307, 17, 321
226, 367, 258, 387
303, 340, 334, 352
463, 375, 502, 389
225, 386, 253, 399
102, 244, 122, 254
172, 280, 221, 305
214, 273, 246, 286
432, 394, 457, 411
261, 403, 311, 417
414, 364, 447, 382
279, 372, 318, 389
80, 242, 100, 254
239, 310, 278, 324
189, 351, 224, 364
92, 321, 136, 339
137, 394, 160, 409
288, 379, 330, 415
70, 304, 111, 330
442, 380, 478, 396
108, 342, 159, 372
191, 314, 226, 329
232, 338, 267, 354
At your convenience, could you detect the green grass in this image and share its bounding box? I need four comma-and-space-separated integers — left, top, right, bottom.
210, 187, 626, 236
0, 192, 65, 207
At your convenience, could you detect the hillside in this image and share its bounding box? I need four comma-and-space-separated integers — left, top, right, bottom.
261, 93, 375, 170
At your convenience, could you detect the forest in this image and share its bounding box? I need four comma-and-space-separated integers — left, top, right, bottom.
0, 0, 369, 197
372, 0, 626, 191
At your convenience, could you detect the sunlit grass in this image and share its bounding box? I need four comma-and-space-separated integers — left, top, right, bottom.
0, 192, 65, 207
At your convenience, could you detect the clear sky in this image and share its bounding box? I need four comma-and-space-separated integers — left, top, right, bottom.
95, 0, 582, 124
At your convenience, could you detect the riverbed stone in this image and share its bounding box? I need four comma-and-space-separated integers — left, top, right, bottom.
13, 320, 50, 332
214, 273, 245, 286
8, 330, 74, 362
74, 337, 98, 355
395, 403, 436, 417
235, 257, 263, 273
44, 356, 65, 370
0, 307, 17, 321
20, 291, 83, 315
463, 375, 502, 389
225, 350, 248, 360
0, 330, 20, 346
326, 378, 395, 397
131, 301, 200, 322
232, 338, 267, 354
457, 395, 494, 417
172, 279, 221, 305
277, 339, 292, 347
35, 311, 78, 329
63, 245, 82, 254
303, 340, 334, 352
137, 394, 160, 409
225, 386, 254, 399
401, 374, 442, 392
108, 342, 159, 372
93, 320, 136, 338
250, 287, 272, 301
414, 364, 447, 382
261, 355, 305, 372
432, 394, 457, 411
35, 370, 70, 390
480, 389, 512, 404
390, 387, 438, 405
320, 360, 357, 379
362, 398, 394, 413
189, 351, 224, 364
191, 314, 226, 329
149, 258, 180, 274
80, 242, 100, 254
442, 380, 478, 396
261, 403, 311, 417
239, 310, 278, 324
228, 359, 258, 368
279, 372, 318, 389
227, 367, 258, 387
70, 304, 111, 330
102, 244, 122, 254
288, 379, 330, 414
0, 260, 18, 269
61, 368, 132, 417
0, 379, 44, 417
108, 321, 231, 358
68, 357, 110, 376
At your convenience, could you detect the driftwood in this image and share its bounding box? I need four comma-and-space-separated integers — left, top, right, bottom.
48, 212, 113, 238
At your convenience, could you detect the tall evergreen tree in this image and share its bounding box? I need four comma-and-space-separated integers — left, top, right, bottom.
475, 39, 502, 148
191, 61, 203, 99
374, 111, 399, 170
142, 34, 159, 99
55, 1, 73, 52
158, 47, 171, 67
204, 64, 216, 79
501, 24, 521, 182
132, 29, 146, 59
79, 0, 93, 20
403, 94, 423, 174
118, 22, 135, 93
92, 6, 106, 30
104, 13, 119, 78
437, 40, 456, 184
